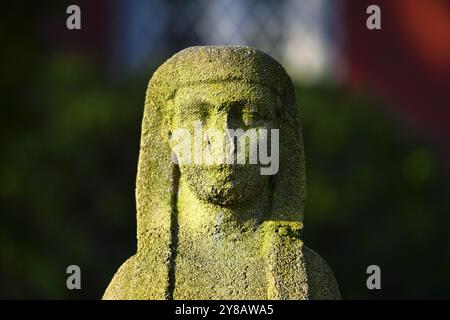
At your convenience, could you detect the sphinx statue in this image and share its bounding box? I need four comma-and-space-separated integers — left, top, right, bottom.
103, 46, 340, 299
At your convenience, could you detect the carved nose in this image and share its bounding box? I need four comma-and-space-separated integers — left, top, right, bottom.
221, 113, 236, 158
225, 108, 241, 130
213, 112, 234, 131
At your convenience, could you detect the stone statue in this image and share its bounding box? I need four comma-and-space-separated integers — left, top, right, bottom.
103, 46, 340, 300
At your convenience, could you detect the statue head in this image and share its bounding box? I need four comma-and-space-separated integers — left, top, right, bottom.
137, 46, 306, 246
103, 47, 341, 300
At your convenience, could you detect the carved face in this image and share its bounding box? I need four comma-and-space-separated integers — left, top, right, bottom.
170, 81, 280, 206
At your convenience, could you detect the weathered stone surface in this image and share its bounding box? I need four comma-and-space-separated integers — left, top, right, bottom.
103, 46, 340, 300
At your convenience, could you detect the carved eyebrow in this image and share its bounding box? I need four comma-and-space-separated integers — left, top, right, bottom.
177, 98, 209, 109
221, 98, 250, 111
242, 99, 277, 115
176, 99, 212, 119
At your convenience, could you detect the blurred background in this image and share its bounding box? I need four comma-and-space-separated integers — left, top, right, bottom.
1, 0, 450, 299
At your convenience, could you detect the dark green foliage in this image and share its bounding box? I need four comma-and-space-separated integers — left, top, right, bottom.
299, 85, 450, 299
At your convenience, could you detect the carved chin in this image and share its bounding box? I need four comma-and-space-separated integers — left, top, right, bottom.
180, 165, 267, 206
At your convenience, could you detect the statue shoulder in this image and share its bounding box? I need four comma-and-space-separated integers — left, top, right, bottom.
103, 251, 170, 300
102, 255, 137, 300
263, 221, 340, 299
302, 245, 341, 300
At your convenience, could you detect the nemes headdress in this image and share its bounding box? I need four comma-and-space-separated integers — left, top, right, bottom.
106, 46, 307, 299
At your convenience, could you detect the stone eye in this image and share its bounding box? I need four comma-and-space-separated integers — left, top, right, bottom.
190, 102, 209, 121
242, 111, 263, 126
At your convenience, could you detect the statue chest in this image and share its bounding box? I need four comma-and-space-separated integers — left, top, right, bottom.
172, 230, 268, 299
